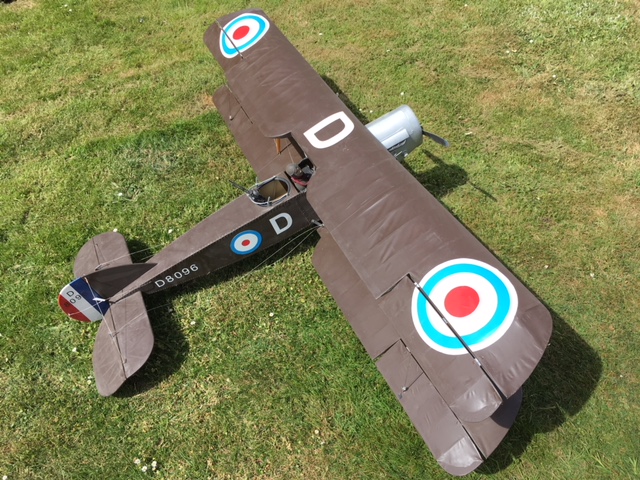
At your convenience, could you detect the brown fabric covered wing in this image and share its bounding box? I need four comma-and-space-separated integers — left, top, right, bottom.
206, 9, 552, 474
313, 232, 522, 475
206, 6, 552, 407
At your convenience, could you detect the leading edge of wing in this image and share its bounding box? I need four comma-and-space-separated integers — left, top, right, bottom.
312, 232, 521, 475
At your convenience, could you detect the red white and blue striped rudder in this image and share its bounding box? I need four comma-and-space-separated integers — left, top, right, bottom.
58, 277, 110, 323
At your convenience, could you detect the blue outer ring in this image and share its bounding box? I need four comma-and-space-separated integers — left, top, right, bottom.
221, 14, 268, 57
415, 263, 512, 350
230, 230, 263, 255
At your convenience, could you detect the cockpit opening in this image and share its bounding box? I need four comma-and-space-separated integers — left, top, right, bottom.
248, 176, 291, 207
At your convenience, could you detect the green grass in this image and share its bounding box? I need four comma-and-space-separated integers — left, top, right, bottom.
1, 0, 639, 478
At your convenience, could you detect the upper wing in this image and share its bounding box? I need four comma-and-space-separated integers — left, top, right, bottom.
313, 232, 526, 476
204, 9, 342, 139
313, 232, 522, 475
204, 9, 351, 179
206, 9, 553, 473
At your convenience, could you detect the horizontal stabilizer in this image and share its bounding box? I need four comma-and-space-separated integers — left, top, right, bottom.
64, 231, 154, 395
93, 290, 153, 396
74, 232, 135, 277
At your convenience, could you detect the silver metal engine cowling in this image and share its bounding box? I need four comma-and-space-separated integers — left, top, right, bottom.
366, 105, 424, 160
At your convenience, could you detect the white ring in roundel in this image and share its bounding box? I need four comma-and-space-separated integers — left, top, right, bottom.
411, 258, 518, 355
230, 230, 262, 255
219, 13, 270, 58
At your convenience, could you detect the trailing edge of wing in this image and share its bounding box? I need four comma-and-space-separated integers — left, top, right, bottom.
377, 341, 523, 476
213, 85, 306, 181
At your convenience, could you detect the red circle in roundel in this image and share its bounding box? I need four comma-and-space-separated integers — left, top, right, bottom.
242, 239, 251, 247
444, 286, 480, 318
233, 25, 250, 40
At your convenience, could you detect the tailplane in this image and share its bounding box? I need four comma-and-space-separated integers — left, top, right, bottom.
59, 232, 156, 395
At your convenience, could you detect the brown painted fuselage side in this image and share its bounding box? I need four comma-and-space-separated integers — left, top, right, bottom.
110, 182, 319, 303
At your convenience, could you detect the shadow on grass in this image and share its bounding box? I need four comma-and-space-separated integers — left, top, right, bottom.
321, 75, 371, 125
402, 150, 601, 473
402, 151, 602, 471
479, 307, 602, 473
399, 146, 600, 474
404, 150, 497, 201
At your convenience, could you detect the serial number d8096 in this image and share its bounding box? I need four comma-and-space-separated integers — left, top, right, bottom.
154, 264, 199, 288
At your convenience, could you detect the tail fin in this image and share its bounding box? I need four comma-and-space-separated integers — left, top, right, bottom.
58, 263, 156, 322
58, 277, 110, 323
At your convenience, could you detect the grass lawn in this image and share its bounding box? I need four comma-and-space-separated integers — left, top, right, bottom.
1, 0, 639, 478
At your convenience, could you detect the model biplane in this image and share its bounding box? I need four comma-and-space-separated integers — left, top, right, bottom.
58, 9, 552, 475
